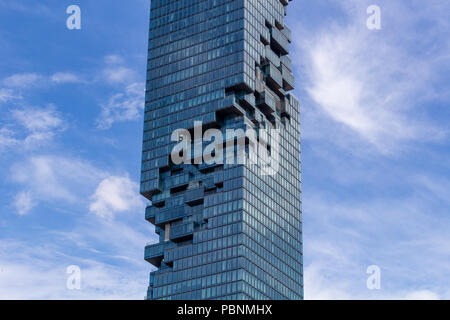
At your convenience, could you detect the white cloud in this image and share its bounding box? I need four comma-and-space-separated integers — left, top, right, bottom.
104, 55, 124, 65
50, 72, 82, 84
2, 73, 42, 88
96, 82, 144, 129
304, 261, 443, 300
103, 66, 135, 84
11, 155, 106, 206
304, 264, 351, 300
402, 290, 440, 300
0, 240, 148, 300
102, 54, 138, 86
292, 2, 450, 299
102, 54, 134, 84
0, 128, 17, 149
0, 0, 52, 16
90, 175, 144, 219
9, 155, 147, 222
302, 184, 450, 300
13, 191, 36, 216
94, 54, 144, 129
293, 1, 449, 154
0, 88, 21, 103
12, 105, 63, 132
2, 71, 83, 89
0, 105, 65, 150
1, 164, 152, 299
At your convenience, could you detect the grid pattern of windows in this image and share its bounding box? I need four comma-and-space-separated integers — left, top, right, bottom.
142, 0, 303, 300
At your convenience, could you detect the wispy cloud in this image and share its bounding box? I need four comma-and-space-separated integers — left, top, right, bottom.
0, 239, 148, 300
102, 55, 136, 84
90, 175, 145, 219
12, 105, 63, 133
50, 72, 83, 84
3, 157, 152, 298
13, 191, 36, 216
403, 290, 440, 300
2, 73, 42, 88
0, 88, 21, 103
0, 128, 17, 149
0, 0, 52, 17
10, 155, 105, 211
2, 72, 83, 88
9, 154, 146, 220
293, 0, 449, 154
303, 178, 450, 300
0, 105, 65, 151
305, 262, 443, 300
96, 82, 144, 129
1, 57, 144, 132
103, 67, 135, 84
104, 55, 125, 65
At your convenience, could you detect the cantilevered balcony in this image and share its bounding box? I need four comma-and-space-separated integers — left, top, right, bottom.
170, 222, 194, 242
213, 171, 224, 186
256, 90, 277, 115
265, 45, 281, 67
164, 173, 190, 191
198, 162, 222, 172
270, 27, 289, 55
281, 55, 292, 71
145, 205, 157, 223
185, 204, 203, 216
216, 95, 246, 117
144, 241, 176, 267
140, 178, 162, 198
246, 109, 264, 125
184, 187, 205, 205
203, 176, 215, 190
282, 64, 295, 91
281, 25, 292, 43
154, 205, 186, 225
237, 93, 256, 109
263, 62, 283, 91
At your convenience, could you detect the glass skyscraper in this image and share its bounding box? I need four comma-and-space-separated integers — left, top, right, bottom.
141, 0, 303, 300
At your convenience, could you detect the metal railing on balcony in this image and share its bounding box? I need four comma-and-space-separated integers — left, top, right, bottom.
203, 176, 215, 190
281, 55, 292, 71
237, 93, 256, 109
144, 241, 176, 267
256, 89, 277, 115
216, 95, 246, 117
164, 173, 190, 189
185, 187, 205, 204
263, 62, 283, 89
281, 25, 292, 43
155, 205, 186, 225
145, 205, 157, 222
265, 45, 281, 67
270, 27, 289, 55
185, 204, 203, 216
282, 64, 295, 91
170, 222, 194, 241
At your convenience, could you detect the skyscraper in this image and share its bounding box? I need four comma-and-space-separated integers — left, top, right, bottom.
141, 0, 302, 300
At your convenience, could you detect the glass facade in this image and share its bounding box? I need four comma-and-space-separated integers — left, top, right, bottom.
141, 0, 303, 300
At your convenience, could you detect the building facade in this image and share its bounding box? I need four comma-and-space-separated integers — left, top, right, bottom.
141, 0, 303, 300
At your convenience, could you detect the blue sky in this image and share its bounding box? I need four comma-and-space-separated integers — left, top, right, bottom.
0, 0, 449, 299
